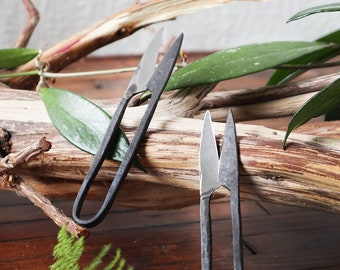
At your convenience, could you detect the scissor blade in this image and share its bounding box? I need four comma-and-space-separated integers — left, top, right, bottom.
125, 28, 163, 97
200, 111, 219, 196
218, 109, 239, 188
218, 109, 243, 269
146, 33, 183, 94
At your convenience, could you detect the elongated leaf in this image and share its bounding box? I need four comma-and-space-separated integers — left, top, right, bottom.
39, 87, 144, 169
283, 78, 340, 148
268, 29, 340, 85
165, 41, 331, 90
0, 48, 38, 69
325, 105, 340, 121
288, 3, 340, 23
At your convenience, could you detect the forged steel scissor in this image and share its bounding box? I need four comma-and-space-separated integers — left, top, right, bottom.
72, 30, 183, 228
199, 110, 243, 270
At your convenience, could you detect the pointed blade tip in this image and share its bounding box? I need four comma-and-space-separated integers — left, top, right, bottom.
200, 110, 219, 195
146, 33, 184, 94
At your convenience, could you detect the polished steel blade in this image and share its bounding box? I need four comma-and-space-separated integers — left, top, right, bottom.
146, 33, 183, 94
199, 111, 219, 196
125, 28, 163, 97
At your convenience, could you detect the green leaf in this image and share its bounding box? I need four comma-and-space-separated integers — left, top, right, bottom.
0, 48, 38, 69
283, 78, 340, 148
39, 87, 144, 170
288, 3, 340, 23
267, 29, 340, 86
165, 41, 331, 90
325, 105, 340, 121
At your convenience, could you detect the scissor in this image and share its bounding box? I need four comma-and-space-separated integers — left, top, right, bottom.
199, 110, 243, 270
72, 30, 184, 228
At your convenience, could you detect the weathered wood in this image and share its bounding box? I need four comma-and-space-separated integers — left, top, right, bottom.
0, 88, 339, 212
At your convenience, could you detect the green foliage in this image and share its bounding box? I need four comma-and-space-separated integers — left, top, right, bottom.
267, 29, 340, 86
50, 226, 84, 270
165, 41, 331, 90
39, 87, 145, 171
287, 3, 340, 22
283, 78, 340, 148
50, 226, 133, 270
165, 3, 340, 148
0, 48, 38, 69
2, 3, 339, 150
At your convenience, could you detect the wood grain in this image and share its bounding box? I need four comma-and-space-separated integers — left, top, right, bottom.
1, 88, 339, 212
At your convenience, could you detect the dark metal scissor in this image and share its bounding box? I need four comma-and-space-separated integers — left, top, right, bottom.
199, 110, 243, 270
72, 30, 183, 228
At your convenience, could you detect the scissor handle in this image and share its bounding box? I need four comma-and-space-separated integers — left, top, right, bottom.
72, 86, 165, 227
72, 33, 183, 228
72, 95, 130, 227
200, 194, 212, 270
229, 185, 243, 270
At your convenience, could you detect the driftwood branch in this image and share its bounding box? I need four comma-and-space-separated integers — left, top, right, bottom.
203, 72, 340, 108
1, 88, 339, 213
3, 0, 257, 90
159, 72, 340, 121
0, 137, 88, 237
14, 0, 39, 48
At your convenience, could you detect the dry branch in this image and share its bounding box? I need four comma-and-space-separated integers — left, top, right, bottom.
4, 0, 258, 90
14, 0, 39, 48
0, 88, 339, 213
203, 72, 340, 108
0, 137, 88, 236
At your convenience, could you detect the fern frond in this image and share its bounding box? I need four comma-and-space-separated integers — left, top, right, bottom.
50, 226, 133, 270
50, 225, 84, 270
117, 258, 126, 270
84, 244, 111, 270
103, 248, 121, 270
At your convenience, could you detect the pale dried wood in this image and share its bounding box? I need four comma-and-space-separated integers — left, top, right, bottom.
0, 88, 339, 212
4, 0, 259, 89
203, 72, 340, 108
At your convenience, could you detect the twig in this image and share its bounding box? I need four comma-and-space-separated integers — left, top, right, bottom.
0, 137, 89, 237
14, 0, 39, 48
0, 174, 89, 238
0, 137, 51, 172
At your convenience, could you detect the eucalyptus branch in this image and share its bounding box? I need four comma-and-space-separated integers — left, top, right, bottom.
5, 0, 259, 90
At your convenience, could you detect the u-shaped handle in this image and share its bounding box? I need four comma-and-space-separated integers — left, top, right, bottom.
72, 33, 183, 228
72, 97, 129, 227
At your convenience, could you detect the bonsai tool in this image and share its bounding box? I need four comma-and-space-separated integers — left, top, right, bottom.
72, 30, 184, 228
199, 110, 243, 270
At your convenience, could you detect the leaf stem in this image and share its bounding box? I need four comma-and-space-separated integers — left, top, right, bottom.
43, 66, 137, 78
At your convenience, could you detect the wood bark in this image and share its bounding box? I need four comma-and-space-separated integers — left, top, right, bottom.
0, 88, 339, 212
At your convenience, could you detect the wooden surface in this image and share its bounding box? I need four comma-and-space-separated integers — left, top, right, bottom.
1, 56, 340, 269
1, 190, 340, 269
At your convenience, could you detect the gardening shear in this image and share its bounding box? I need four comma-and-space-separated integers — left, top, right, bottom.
199, 110, 243, 270
72, 30, 184, 227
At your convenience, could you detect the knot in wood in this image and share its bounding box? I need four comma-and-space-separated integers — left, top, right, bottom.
0, 128, 12, 158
